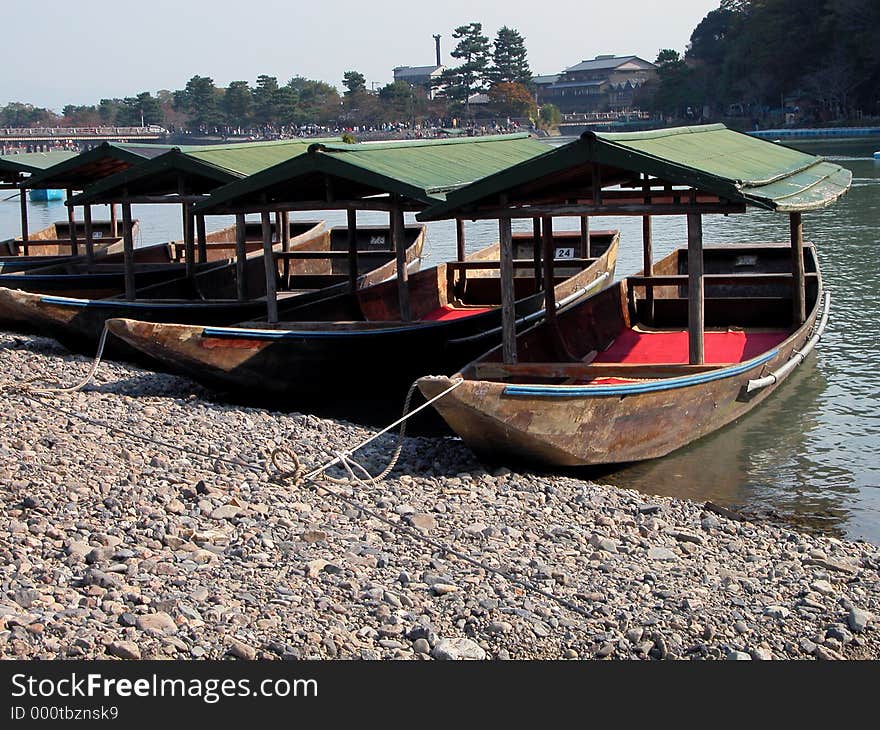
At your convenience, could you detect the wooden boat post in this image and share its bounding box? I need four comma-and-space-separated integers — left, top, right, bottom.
196, 214, 208, 263
642, 176, 654, 324
121, 200, 136, 301
281, 211, 291, 281
82, 204, 96, 265
456, 218, 466, 261
66, 190, 79, 256
347, 208, 358, 293
183, 203, 195, 280
261, 210, 279, 323
110, 203, 118, 239
391, 198, 411, 321
791, 212, 806, 324
532, 217, 542, 289
541, 216, 558, 324
580, 216, 590, 258
19, 180, 29, 253
499, 197, 517, 364
235, 214, 248, 302
687, 211, 704, 365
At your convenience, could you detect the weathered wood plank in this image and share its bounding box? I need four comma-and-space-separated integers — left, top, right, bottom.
687, 212, 704, 365
261, 211, 279, 323
790, 212, 806, 324
391, 202, 411, 322
235, 214, 247, 302
498, 214, 517, 364
347, 208, 358, 293
82, 204, 95, 265
122, 202, 136, 301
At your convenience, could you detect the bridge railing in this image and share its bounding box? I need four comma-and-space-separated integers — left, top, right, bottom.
0, 126, 167, 137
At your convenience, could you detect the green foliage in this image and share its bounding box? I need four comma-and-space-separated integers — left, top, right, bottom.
487, 26, 531, 86
342, 71, 367, 96
440, 22, 492, 104
539, 103, 560, 128
223, 81, 252, 128
177, 76, 222, 130
0, 102, 58, 127
253, 75, 279, 125
341, 132, 357, 144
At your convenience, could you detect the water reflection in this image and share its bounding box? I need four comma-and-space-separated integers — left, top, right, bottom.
598, 359, 854, 537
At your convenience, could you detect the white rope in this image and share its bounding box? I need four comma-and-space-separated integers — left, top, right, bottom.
271, 376, 465, 488
0, 324, 111, 394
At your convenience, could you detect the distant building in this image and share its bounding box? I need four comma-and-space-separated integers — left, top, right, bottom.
393, 65, 445, 99
536, 55, 657, 113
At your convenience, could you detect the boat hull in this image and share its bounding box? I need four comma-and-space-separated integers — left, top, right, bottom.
105, 232, 618, 405
4, 224, 423, 360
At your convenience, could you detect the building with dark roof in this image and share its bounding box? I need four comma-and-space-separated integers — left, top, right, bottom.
536, 55, 657, 113
392, 65, 446, 99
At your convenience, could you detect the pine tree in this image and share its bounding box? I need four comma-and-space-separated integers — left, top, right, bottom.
439, 22, 491, 104
487, 26, 532, 86
223, 81, 252, 129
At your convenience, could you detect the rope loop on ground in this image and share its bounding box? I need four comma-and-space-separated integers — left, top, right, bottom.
0, 324, 111, 395
268, 376, 463, 490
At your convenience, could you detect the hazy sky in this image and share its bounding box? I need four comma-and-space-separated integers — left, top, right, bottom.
2, 0, 719, 110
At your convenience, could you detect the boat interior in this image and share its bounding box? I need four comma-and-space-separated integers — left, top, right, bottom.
100, 223, 421, 304
0, 220, 132, 259
263, 230, 618, 326
470, 243, 820, 385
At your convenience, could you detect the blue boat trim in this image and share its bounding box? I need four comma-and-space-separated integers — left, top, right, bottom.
502, 350, 779, 398
202, 323, 441, 339
40, 296, 92, 307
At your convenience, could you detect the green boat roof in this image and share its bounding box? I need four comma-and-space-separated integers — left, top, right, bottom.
418, 124, 853, 219
194, 134, 553, 214
0, 150, 78, 183
22, 142, 173, 190
69, 138, 340, 205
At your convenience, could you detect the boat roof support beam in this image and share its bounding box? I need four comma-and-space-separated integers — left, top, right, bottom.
235, 214, 248, 302
261, 211, 279, 323
121, 200, 136, 301
347, 209, 358, 294
67, 189, 79, 256
790, 212, 806, 325
391, 199, 411, 322
498, 208, 517, 365
687, 211, 704, 365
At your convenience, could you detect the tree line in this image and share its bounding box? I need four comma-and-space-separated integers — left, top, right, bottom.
0, 22, 537, 135
4, 5, 877, 135
646, 0, 880, 123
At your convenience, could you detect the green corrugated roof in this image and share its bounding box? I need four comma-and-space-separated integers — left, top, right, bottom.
418, 124, 852, 219
194, 134, 553, 213
22, 142, 171, 190
70, 138, 339, 205
180, 139, 333, 177
0, 150, 78, 181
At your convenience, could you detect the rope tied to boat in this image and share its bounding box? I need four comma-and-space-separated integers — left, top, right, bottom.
0, 324, 111, 394
267, 377, 462, 489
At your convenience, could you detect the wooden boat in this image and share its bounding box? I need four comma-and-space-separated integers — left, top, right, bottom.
417, 242, 826, 466
104, 229, 617, 404
0, 223, 424, 357
0, 219, 141, 273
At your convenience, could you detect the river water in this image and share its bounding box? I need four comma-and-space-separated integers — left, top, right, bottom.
1, 138, 878, 542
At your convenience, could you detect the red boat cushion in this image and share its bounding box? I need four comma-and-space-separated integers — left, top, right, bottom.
421, 304, 494, 322
593, 328, 790, 365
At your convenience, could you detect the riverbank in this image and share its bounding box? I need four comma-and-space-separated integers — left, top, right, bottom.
0, 330, 877, 660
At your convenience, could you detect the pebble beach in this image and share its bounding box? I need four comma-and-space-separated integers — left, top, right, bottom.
0, 329, 877, 661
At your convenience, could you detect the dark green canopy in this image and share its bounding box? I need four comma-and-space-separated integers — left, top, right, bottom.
194, 134, 553, 214
418, 124, 852, 220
